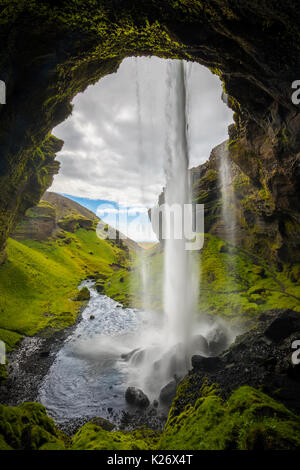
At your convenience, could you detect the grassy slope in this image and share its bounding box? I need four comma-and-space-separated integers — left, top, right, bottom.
104, 234, 300, 319
0, 228, 126, 349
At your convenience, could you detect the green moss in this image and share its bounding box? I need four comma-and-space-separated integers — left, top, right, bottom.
159, 386, 300, 450
0, 402, 66, 450
75, 286, 90, 301
0, 328, 22, 352
57, 214, 94, 232
106, 234, 300, 319
72, 424, 160, 450
202, 169, 217, 183
289, 264, 300, 283
194, 190, 209, 203
0, 227, 129, 339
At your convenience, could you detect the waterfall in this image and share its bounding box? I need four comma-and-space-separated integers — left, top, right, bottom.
135, 58, 150, 312
125, 60, 201, 398
163, 60, 198, 352
125, 60, 227, 403
218, 143, 236, 244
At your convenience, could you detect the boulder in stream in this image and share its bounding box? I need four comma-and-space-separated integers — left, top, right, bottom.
75, 287, 90, 301
125, 387, 150, 408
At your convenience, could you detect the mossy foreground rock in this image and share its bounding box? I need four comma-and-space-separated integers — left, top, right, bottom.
0, 402, 66, 450
160, 385, 300, 450
71, 424, 160, 450
1, 387, 300, 450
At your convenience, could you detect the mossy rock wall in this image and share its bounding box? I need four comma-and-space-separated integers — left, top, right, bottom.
189, 140, 300, 264
160, 385, 300, 450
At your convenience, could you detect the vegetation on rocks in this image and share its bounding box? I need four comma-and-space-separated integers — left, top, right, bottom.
75, 287, 90, 302
160, 385, 300, 450
71, 424, 160, 451
0, 402, 66, 450
1, 385, 300, 450
104, 234, 300, 319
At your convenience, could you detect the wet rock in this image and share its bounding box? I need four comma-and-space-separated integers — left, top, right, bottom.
90, 417, 115, 431
191, 355, 223, 372
207, 325, 229, 355
125, 387, 150, 408
190, 334, 209, 355
174, 309, 300, 417
129, 349, 146, 366
264, 309, 300, 342
159, 379, 178, 405
121, 348, 140, 362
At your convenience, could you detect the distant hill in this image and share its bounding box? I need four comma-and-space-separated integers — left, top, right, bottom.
43, 191, 98, 222
12, 191, 140, 252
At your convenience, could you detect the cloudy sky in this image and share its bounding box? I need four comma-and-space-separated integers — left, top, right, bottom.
50, 56, 233, 241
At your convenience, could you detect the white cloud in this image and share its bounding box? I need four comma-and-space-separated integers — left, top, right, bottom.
50, 56, 233, 208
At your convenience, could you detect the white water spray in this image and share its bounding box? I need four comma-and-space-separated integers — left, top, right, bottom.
163, 60, 198, 350
219, 143, 236, 244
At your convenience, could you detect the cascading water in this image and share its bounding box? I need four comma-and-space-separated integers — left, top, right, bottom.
162, 60, 198, 364
218, 143, 237, 244
135, 58, 151, 313
125, 60, 202, 398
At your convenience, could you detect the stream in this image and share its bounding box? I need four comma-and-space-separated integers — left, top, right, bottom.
38, 279, 235, 431
38, 280, 145, 426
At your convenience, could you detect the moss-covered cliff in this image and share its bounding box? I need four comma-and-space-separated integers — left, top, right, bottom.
0, 0, 300, 264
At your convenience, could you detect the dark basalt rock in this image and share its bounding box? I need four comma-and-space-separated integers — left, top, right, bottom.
191, 355, 223, 372
207, 324, 230, 356
264, 310, 300, 342
39, 350, 50, 358
190, 334, 209, 355
159, 380, 178, 405
172, 309, 300, 418
125, 387, 150, 408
